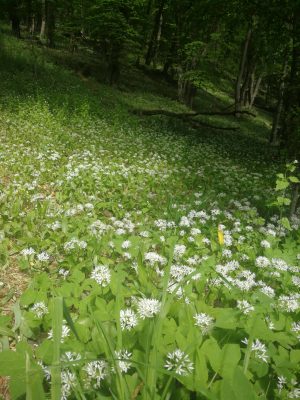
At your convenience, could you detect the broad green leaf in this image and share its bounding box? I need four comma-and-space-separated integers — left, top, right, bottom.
232, 367, 257, 400
25, 352, 46, 400
288, 176, 300, 183
219, 344, 241, 379
0, 350, 25, 377
220, 379, 237, 400
201, 338, 221, 373
279, 217, 292, 230
275, 180, 289, 191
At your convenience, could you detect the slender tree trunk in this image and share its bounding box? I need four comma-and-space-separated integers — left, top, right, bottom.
145, 0, 166, 66
270, 58, 289, 144
46, 0, 55, 47
25, 0, 32, 32
136, 0, 153, 66
281, 6, 300, 158
249, 72, 262, 107
11, 16, 21, 38
40, 0, 46, 40
290, 182, 299, 217
235, 27, 252, 115
178, 58, 197, 107
9, 1, 21, 38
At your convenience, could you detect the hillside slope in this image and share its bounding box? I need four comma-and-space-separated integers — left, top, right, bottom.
0, 31, 299, 400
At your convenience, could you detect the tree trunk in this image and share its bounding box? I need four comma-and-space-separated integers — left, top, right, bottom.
281, 5, 300, 158
25, 0, 32, 32
11, 16, 21, 38
108, 43, 121, 85
269, 58, 289, 144
46, 0, 55, 47
9, 1, 21, 38
290, 182, 299, 217
249, 72, 262, 108
145, 0, 166, 66
40, 0, 46, 40
235, 27, 252, 115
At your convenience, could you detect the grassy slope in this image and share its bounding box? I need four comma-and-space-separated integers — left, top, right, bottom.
1, 27, 300, 400
0, 28, 277, 307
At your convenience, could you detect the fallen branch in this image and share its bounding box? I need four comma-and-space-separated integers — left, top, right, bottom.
132, 108, 256, 118
189, 119, 238, 131
131, 107, 251, 131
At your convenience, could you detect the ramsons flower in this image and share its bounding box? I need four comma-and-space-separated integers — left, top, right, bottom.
164, 349, 194, 376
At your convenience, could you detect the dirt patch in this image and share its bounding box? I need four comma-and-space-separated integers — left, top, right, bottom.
0, 376, 10, 400
0, 258, 29, 315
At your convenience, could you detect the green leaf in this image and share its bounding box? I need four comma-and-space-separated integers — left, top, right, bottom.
279, 217, 292, 230
219, 344, 241, 379
290, 350, 300, 364
232, 367, 257, 400
51, 297, 63, 400
25, 352, 46, 400
288, 176, 300, 183
220, 379, 237, 400
0, 350, 25, 377
201, 338, 221, 373
276, 196, 291, 206
275, 180, 289, 191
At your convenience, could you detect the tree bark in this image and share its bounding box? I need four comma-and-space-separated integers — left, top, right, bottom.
145, 0, 166, 66
249, 72, 263, 108
269, 58, 289, 144
46, 0, 55, 47
290, 182, 299, 217
40, 0, 46, 40
235, 27, 252, 115
281, 6, 300, 158
9, 1, 21, 38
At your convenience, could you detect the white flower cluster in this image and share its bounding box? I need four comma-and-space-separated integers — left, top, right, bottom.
242, 338, 268, 363
48, 323, 70, 343
120, 309, 138, 331
89, 220, 111, 236
137, 298, 161, 319
144, 251, 167, 267
164, 349, 194, 376
91, 265, 111, 287
194, 313, 214, 334
31, 301, 48, 318
84, 360, 108, 389
237, 300, 254, 315
64, 238, 87, 252
114, 349, 132, 373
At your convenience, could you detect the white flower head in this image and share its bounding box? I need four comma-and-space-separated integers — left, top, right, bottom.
242, 338, 268, 363
164, 349, 194, 376
194, 313, 214, 334
237, 300, 254, 315
84, 360, 108, 389
21, 247, 35, 256
37, 251, 50, 262
48, 323, 70, 343
61, 370, 77, 400
174, 244, 186, 260
137, 298, 161, 319
31, 301, 48, 318
260, 240, 271, 249
91, 265, 111, 287
114, 350, 132, 373
122, 240, 131, 249
120, 309, 138, 331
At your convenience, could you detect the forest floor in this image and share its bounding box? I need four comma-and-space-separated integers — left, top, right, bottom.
0, 29, 299, 400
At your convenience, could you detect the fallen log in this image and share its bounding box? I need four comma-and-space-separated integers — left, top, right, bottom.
131, 107, 254, 131
131, 108, 256, 118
